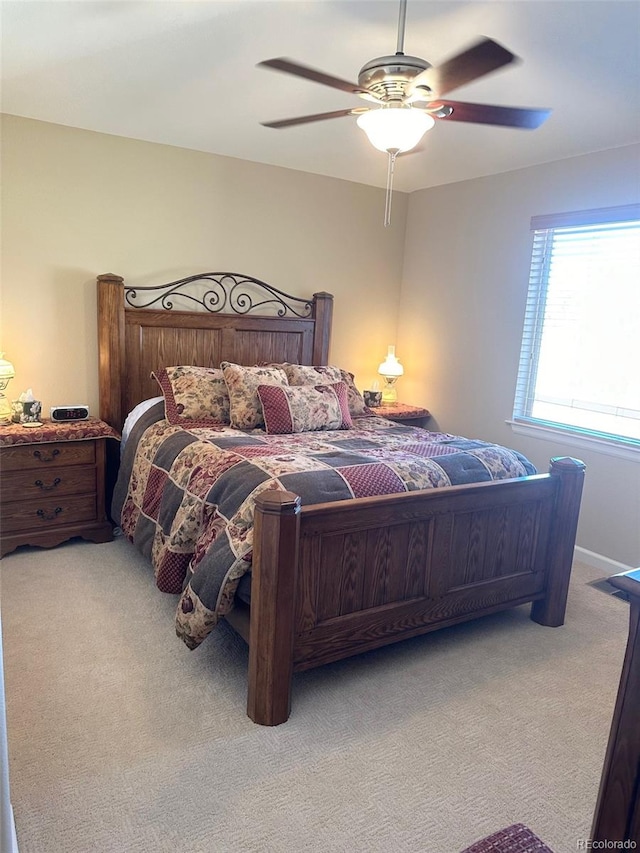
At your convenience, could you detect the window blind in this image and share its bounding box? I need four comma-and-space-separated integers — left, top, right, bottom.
513, 203, 640, 447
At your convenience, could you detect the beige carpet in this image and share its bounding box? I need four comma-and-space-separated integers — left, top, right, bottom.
1, 537, 629, 853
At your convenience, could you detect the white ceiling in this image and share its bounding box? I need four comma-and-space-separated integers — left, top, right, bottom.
2, 1, 639, 193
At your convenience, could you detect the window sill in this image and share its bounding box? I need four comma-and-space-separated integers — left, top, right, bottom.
507, 420, 640, 463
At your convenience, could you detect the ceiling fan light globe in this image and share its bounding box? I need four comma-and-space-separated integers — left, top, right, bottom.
357, 107, 435, 153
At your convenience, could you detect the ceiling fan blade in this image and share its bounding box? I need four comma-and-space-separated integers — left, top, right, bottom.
261, 107, 368, 129
432, 100, 551, 129
258, 58, 378, 101
411, 38, 518, 97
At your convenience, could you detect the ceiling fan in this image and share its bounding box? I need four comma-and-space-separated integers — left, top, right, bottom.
258, 0, 551, 225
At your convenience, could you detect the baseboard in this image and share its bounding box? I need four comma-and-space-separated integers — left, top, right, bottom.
2, 803, 19, 853
11, 803, 18, 853
574, 546, 633, 576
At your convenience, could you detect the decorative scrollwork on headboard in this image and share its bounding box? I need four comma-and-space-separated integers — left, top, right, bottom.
124, 272, 314, 318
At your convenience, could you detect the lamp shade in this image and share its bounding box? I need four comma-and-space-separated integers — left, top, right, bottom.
0, 354, 15, 384
378, 345, 404, 378
0, 353, 15, 424
357, 107, 435, 153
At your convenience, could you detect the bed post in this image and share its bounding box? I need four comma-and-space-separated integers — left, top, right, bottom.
531, 456, 586, 627
312, 291, 333, 365
97, 273, 126, 431
247, 491, 301, 726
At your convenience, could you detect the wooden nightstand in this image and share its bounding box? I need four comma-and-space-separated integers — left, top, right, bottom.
0, 417, 119, 557
379, 402, 431, 428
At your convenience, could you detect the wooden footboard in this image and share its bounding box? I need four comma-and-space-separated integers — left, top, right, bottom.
247, 456, 585, 725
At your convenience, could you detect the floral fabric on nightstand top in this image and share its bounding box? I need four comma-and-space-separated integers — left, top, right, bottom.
380, 403, 430, 420
0, 417, 120, 446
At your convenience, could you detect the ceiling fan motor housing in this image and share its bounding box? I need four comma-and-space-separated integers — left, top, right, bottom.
358, 54, 431, 101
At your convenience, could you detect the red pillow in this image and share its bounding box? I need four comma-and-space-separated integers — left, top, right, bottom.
257, 382, 353, 435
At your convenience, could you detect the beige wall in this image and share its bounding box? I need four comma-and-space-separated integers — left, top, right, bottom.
399, 144, 640, 566
1, 115, 638, 565
0, 115, 407, 413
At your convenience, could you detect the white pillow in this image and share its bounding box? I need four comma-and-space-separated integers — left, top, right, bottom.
121, 397, 163, 456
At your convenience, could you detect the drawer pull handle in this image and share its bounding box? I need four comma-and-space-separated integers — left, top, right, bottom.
33, 448, 60, 463
34, 478, 61, 491
36, 507, 62, 522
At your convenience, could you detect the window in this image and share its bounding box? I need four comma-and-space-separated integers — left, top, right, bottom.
512, 203, 640, 449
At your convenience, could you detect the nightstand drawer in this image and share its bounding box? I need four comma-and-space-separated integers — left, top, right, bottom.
1, 467, 96, 504
1, 441, 95, 471
1, 495, 98, 533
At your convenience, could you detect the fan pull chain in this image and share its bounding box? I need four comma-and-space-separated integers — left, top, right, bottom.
384, 150, 399, 228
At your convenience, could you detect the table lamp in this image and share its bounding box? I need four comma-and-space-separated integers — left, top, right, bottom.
378, 345, 403, 404
0, 354, 15, 424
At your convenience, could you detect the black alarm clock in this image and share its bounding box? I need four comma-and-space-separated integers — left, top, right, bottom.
50, 405, 90, 422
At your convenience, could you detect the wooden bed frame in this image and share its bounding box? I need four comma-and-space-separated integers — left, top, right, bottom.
98, 272, 586, 726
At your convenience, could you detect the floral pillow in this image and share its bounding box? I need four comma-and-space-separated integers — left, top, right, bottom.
152, 366, 230, 426
257, 382, 353, 435
275, 362, 368, 418
338, 369, 368, 417
279, 363, 343, 386
220, 362, 289, 429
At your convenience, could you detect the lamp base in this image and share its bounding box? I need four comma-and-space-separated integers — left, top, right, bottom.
381, 379, 398, 404
0, 394, 12, 425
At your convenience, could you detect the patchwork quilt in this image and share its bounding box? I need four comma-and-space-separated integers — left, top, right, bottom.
113, 403, 536, 649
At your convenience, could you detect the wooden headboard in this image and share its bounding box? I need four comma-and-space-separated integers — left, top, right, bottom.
97, 272, 334, 433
